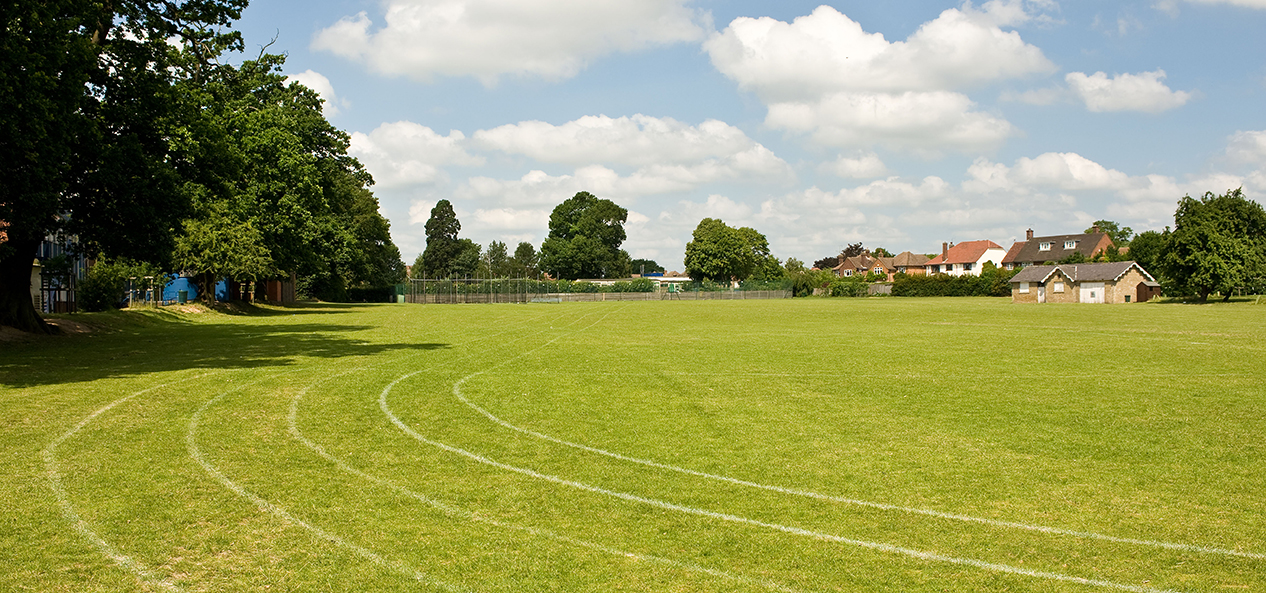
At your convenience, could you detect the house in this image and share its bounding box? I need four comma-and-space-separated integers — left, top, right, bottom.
1001, 228, 1114, 270
832, 254, 893, 279
923, 240, 1006, 276
1009, 261, 1160, 304
890, 251, 931, 276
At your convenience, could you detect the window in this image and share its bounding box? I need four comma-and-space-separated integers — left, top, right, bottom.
1039, 242, 1052, 251
1054, 282, 1064, 293
1065, 240, 1077, 249
1005, 263, 1014, 270
1019, 282, 1029, 293
963, 263, 973, 271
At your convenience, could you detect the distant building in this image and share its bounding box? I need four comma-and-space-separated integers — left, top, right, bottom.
1002, 228, 1114, 270
924, 240, 1006, 276
1009, 261, 1160, 304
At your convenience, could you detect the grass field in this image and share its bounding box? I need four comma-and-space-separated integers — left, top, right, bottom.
2, 298, 1264, 592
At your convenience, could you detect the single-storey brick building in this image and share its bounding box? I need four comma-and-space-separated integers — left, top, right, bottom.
1009, 261, 1161, 304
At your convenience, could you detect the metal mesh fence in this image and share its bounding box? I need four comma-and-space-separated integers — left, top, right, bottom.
406, 278, 790, 304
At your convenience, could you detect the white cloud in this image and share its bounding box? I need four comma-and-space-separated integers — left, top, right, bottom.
1065, 70, 1193, 113
458, 115, 793, 205
1185, 0, 1266, 8
705, 3, 1054, 101
766, 91, 1015, 151
286, 70, 348, 116
472, 207, 550, 231
965, 152, 1132, 193
1227, 130, 1266, 164
821, 152, 890, 179
349, 122, 483, 188
473, 114, 773, 168
313, 0, 707, 85
705, 3, 1052, 152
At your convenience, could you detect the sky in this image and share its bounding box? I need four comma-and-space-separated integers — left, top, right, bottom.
232, 0, 1266, 271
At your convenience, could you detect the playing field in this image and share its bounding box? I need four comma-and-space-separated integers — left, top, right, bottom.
2, 298, 1263, 592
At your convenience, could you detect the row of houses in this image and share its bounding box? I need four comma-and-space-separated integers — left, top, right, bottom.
826, 227, 1160, 304
828, 228, 1124, 280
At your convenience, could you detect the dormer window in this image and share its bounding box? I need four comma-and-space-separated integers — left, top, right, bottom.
1039, 242, 1052, 251
1064, 240, 1077, 249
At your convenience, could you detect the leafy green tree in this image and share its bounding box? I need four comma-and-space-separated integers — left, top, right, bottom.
540, 192, 631, 279
452, 239, 481, 278
684, 219, 776, 283
1085, 220, 1134, 245
1127, 230, 1165, 279
174, 206, 275, 302
871, 247, 893, 258
484, 240, 512, 277
175, 53, 397, 301
421, 200, 462, 278
1161, 188, 1266, 302
512, 242, 539, 278
1058, 251, 1089, 264
0, 0, 247, 332
630, 258, 665, 275
784, 258, 807, 274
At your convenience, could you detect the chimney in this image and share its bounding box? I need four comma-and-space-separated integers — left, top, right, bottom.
942, 242, 949, 261
1092, 224, 1100, 234
1026, 228, 1034, 240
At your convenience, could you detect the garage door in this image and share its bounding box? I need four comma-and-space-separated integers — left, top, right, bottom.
1080, 282, 1105, 304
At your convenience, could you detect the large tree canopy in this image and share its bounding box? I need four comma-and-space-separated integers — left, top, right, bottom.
174, 53, 403, 301
1161, 188, 1266, 302
419, 200, 463, 278
540, 192, 630, 280
0, 0, 247, 331
684, 219, 775, 283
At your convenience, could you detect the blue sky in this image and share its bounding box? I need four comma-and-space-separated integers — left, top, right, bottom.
233, 0, 1266, 270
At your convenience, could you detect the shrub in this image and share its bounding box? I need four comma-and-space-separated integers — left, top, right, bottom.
78, 258, 163, 312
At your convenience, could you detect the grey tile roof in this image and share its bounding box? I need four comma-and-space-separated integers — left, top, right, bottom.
1008, 261, 1156, 284
1002, 233, 1109, 264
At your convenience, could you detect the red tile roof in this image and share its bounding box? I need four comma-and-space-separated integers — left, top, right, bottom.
925, 240, 1003, 265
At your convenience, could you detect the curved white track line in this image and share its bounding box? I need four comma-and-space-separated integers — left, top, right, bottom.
42, 372, 224, 592
188, 372, 467, 593
289, 386, 801, 593
382, 376, 1182, 593
453, 378, 1266, 561
379, 309, 1185, 592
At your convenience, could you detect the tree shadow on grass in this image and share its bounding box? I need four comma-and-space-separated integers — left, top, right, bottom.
0, 315, 449, 388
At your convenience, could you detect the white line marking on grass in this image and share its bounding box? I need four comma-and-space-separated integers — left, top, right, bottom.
289, 385, 802, 593
452, 382, 1266, 561
188, 372, 468, 593
43, 372, 218, 592
383, 381, 1183, 593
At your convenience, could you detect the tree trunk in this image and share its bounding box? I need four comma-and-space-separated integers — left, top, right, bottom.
1198, 287, 1210, 303
0, 236, 53, 333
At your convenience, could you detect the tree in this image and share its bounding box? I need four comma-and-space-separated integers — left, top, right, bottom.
630, 258, 665, 275
171, 53, 400, 302
812, 256, 841, 270
871, 247, 893, 258
452, 239, 481, 278
1085, 220, 1134, 245
812, 242, 865, 270
0, 0, 248, 332
1161, 188, 1266, 302
420, 200, 462, 278
173, 205, 275, 302
1127, 230, 1165, 279
540, 192, 631, 279
483, 241, 513, 277
683, 219, 776, 283
512, 242, 539, 278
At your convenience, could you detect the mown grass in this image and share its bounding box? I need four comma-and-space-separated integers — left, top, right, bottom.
2, 298, 1263, 592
